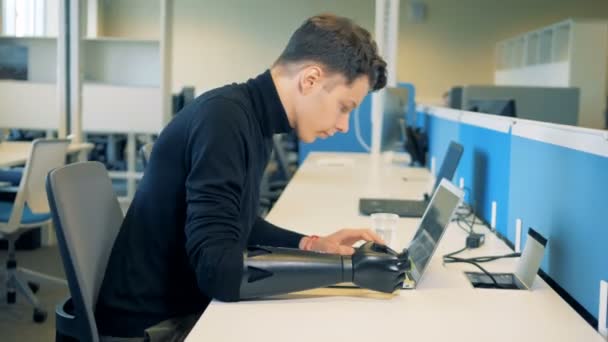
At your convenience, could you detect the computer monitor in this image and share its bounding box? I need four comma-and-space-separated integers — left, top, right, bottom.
380, 87, 409, 152
447, 86, 463, 109
467, 99, 517, 117
432, 141, 464, 191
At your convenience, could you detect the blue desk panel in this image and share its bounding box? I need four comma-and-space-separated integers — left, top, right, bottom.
507, 136, 608, 319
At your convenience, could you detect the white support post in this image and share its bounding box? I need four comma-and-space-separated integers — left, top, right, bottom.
57, 0, 67, 138
160, 0, 173, 128
69, 0, 83, 143
127, 133, 137, 199
371, 0, 400, 156
86, 0, 99, 38
599, 280, 608, 338
515, 218, 523, 253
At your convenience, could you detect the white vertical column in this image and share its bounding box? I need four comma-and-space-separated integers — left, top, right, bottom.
86, 0, 99, 38
599, 280, 608, 338
160, 0, 173, 128
515, 218, 523, 253
127, 133, 137, 198
57, 0, 67, 138
69, 0, 83, 143
371, 0, 400, 156
0, 1, 4, 34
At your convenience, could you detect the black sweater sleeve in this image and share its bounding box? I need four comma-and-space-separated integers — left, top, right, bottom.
183, 99, 250, 302
249, 217, 305, 248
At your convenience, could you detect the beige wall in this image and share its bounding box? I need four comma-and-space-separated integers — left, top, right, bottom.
173, 0, 374, 93
399, 0, 608, 103
100, 0, 160, 39
102, 0, 373, 93
101, 0, 608, 100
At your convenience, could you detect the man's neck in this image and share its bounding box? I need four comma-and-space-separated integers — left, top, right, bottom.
270, 66, 296, 129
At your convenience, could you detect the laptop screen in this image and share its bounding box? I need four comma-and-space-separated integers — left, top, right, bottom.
408, 180, 463, 283
432, 141, 464, 191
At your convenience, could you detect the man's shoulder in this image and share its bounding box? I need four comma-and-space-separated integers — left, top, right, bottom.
188, 84, 252, 126
199, 83, 251, 112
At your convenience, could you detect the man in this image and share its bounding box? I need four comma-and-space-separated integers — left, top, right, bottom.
96, 14, 389, 339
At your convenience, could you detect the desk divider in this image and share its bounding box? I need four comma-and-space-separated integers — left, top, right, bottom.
420, 104, 608, 325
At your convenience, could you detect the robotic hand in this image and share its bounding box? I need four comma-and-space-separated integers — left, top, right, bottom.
352, 241, 410, 293
239, 242, 410, 299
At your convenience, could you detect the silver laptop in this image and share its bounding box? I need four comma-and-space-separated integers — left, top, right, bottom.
401, 179, 464, 289
464, 228, 547, 290
339, 179, 464, 290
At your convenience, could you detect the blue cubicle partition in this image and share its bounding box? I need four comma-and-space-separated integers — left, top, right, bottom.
423, 107, 460, 175
422, 105, 608, 323
298, 82, 415, 164
506, 123, 608, 321
455, 113, 513, 236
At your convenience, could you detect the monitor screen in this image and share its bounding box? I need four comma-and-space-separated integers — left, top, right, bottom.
408, 181, 462, 282
432, 141, 464, 191
380, 87, 409, 152
468, 99, 517, 117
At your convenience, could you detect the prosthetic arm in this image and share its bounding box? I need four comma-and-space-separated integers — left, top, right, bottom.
239, 242, 410, 299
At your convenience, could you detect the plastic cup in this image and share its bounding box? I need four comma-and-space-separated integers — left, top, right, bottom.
371, 213, 399, 247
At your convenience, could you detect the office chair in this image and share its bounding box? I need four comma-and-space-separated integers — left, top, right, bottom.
140, 142, 154, 168
260, 134, 297, 207
0, 169, 23, 186
0, 139, 70, 323
0, 168, 22, 200
47, 161, 124, 342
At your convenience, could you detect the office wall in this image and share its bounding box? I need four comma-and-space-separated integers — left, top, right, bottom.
102, 0, 373, 94
398, 0, 608, 104
100, 0, 160, 39
101, 0, 608, 101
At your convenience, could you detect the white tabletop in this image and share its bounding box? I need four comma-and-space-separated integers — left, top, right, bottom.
187, 152, 603, 342
0, 141, 94, 168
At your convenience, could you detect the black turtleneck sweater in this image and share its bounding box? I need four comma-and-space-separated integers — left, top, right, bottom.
95, 70, 305, 337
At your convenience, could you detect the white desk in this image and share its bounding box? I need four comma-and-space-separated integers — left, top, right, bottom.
187, 152, 603, 342
0, 141, 94, 168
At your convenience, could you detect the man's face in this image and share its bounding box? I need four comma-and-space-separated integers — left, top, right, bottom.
293, 67, 370, 143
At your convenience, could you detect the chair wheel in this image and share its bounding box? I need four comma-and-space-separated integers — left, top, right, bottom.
33, 308, 47, 323
27, 281, 40, 293
7, 291, 16, 304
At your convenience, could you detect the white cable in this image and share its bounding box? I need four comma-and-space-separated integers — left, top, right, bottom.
354, 106, 371, 152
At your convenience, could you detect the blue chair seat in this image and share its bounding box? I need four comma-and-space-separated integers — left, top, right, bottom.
0, 201, 51, 224
0, 169, 23, 186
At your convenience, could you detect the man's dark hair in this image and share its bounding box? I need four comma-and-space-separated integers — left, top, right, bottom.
275, 14, 387, 91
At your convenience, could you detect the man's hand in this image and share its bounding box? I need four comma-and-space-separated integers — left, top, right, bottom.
299, 228, 385, 255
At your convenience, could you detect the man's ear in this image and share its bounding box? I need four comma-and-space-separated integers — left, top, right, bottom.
298, 65, 323, 95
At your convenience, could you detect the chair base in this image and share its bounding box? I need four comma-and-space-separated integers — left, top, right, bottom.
5, 259, 68, 323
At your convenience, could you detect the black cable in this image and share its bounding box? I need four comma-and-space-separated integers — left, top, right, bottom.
456, 219, 472, 234
444, 259, 503, 288
443, 246, 467, 259
445, 253, 521, 264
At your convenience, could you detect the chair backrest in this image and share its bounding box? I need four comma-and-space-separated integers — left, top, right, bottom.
46, 161, 124, 342
141, 142, 154, 168
272, 134, 293, 180
6, 139, 69, 230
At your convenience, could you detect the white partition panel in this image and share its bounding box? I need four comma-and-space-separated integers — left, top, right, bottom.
82, 83, 162, 133
0, 80, 58, 129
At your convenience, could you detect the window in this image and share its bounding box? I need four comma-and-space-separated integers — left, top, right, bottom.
2, 0, 47, 37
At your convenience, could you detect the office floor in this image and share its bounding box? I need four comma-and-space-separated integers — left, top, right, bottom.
0, 245, 67, 342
